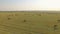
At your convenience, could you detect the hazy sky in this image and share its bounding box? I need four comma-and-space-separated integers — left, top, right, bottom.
0, 0, 60, 11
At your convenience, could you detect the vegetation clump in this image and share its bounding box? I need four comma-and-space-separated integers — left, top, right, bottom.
8, 17, 11, 20
23, 20, 27, 22
53, 25, 58, 31
57, 20, 60, 23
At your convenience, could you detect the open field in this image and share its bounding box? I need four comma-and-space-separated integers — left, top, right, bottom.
0, 11, 60, 34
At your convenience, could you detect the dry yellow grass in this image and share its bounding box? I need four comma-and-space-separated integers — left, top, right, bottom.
0, 11, 60, 34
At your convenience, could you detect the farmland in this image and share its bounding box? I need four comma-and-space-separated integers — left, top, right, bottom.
0, 11, 60, 34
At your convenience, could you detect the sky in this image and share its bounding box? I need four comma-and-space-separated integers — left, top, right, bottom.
0, 0, 60, 11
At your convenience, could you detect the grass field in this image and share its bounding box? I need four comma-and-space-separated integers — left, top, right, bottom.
0, 11, 60, 34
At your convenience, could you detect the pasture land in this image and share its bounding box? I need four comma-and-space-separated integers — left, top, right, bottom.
0, 11, 60, 34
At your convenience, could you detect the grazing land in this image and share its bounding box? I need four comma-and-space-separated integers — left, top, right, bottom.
0, 11, 60, 34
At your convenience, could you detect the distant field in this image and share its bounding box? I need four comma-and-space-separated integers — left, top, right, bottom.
0, 11, 60, 34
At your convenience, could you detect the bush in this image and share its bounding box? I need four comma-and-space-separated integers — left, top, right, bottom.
23, 20, 26, 22
8, 17, 11, 20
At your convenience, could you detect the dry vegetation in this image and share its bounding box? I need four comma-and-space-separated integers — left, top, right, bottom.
0, 11, 60, 34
